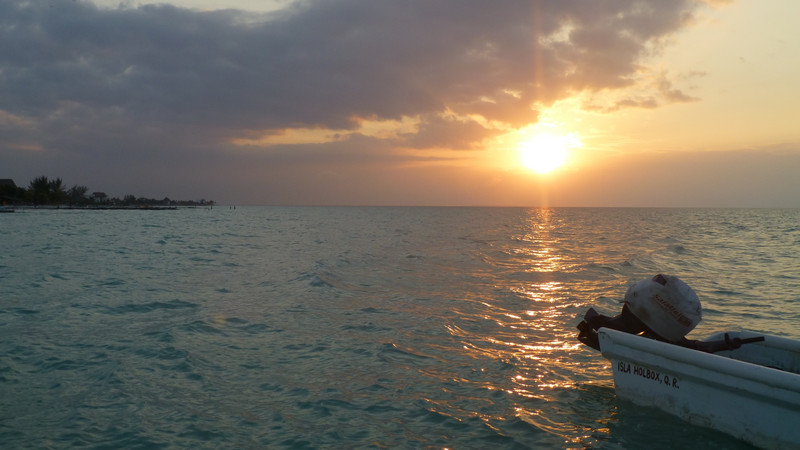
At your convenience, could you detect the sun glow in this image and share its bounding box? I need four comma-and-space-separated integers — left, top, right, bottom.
518, 133, 581, 174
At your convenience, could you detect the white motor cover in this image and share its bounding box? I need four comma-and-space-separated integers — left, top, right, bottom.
624, 274, 702, 342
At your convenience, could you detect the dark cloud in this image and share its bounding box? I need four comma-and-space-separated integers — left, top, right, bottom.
399, 116, 497, 150
0, 0, 709, 202
2, 0, 702, 127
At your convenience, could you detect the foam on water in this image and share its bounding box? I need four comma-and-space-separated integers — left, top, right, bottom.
2, 207, 798, 448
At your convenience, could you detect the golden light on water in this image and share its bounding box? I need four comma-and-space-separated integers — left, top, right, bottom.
437, 207, 618, 448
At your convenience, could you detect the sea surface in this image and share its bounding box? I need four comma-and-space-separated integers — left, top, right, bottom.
2, 207, 799, 449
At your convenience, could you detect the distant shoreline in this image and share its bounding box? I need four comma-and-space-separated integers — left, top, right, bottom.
9, 205, 198, 211
1, 176, 214, 209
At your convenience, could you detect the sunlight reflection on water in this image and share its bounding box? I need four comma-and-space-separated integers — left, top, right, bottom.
441, 207, 792, 447
435, 209, 620, 446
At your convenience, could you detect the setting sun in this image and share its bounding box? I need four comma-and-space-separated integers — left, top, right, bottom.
518, 133, 580, 174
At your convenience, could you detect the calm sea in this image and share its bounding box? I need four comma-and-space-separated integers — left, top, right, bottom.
2, 207, 799, 449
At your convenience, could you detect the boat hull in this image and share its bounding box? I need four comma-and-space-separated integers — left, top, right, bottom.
598, 328, 800, 449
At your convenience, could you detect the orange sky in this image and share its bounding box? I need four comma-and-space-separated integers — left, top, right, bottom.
4, 0, 799, 206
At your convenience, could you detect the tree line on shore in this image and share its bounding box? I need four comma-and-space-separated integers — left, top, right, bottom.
0, 176, 214, 207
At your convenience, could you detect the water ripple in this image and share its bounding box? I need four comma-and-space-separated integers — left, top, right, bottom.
1, 207, 793, 449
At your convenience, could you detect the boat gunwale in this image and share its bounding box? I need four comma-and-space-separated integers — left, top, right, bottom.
598, 327, 800, 394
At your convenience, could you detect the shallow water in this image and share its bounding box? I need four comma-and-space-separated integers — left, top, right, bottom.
2, 207, 798, 448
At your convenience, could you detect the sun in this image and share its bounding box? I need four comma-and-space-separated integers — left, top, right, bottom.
517, 133, 579, 174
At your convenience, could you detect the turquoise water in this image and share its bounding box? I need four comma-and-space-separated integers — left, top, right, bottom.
2, 207, 798, 448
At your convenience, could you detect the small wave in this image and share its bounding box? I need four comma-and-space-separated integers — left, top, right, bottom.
416, 406, 470, 427
309, 275, 333, 287
0, 363, 19, 384
97, 277, 126, 287
668, 244, 688, 254
365, 402, 403, 414
377, 342, 433, 363
181, 320, 224, 335
134, 345, 189, 361
295, 269, 364, 292
723, 222, 749, 231
225, 320, 283, 334
282, 342, 328, 353
341, 323, 391, 332
189, 256, 215, 263
259, 382, 284, 392
581, 262, 620, 273
292, 271, 334, 288
36, 357, 83, 372
10, 308, 40, 315
142, 330, 175, 343
105, 299, 199, 315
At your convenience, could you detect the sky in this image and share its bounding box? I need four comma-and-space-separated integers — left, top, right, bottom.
2, 0, 799, 207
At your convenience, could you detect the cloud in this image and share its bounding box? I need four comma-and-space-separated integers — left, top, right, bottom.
2, 0, 705, 128
0, 0, 713, 202
582, 69, 701, 112
398, 115, 496, 150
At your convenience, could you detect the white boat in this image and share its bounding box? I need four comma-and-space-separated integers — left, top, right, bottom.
576, 274, 800, 449
598, 327, 800, 449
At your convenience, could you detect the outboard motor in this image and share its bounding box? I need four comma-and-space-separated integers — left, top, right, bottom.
577, 274, 702, 351
578, 274, 765, 353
